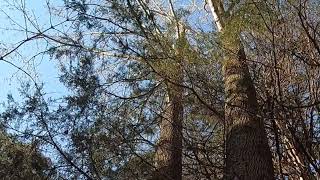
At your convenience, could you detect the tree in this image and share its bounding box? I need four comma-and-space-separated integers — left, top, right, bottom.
0, 0, 320, 179
208, 0, 274, 178
0, 130, 53, 179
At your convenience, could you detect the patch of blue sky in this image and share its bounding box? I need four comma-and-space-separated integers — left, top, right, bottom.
0, 0, 69, 107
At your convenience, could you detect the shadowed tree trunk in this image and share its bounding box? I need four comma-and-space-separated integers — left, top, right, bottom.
152, 12, 185, 179
223, 48, 274, 179
153, 81, 183, 180
208, 0, 275, 179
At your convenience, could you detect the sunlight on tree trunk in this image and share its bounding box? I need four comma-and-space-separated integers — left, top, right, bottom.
223, 48, 274, 179
208, 0, 275, 179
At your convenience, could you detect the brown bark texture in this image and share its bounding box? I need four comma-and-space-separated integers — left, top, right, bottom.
224, 48, 275, 180
153, 82, 183, 180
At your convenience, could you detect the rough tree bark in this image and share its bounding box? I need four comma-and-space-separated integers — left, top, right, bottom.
153, 19, 184, 180
208, 0, 275, 179
223, 48, 274, 179
153, 81, 183, 180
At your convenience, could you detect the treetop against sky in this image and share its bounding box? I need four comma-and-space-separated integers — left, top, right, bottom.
0, 0, 319, 179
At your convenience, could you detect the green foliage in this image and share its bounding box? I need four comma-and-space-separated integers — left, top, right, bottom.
0, 132, 52, 179
221, 1, 275, 50
2, 0, 320, 179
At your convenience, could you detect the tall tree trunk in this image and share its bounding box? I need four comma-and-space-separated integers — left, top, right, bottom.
208, 1, 275, 179
153, 14, 185, 179
153, 81, 183, 180
223, 48, 274, 179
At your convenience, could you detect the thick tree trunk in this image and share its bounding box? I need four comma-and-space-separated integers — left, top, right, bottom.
224, 48, 274, 179
208, 0, 275, 177
153, 81, 183, 180
208, 0, 274, 180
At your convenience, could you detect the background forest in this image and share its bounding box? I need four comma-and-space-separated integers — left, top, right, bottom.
0, 0, 319, 179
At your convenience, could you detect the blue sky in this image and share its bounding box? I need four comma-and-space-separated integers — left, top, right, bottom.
0, 0, 213, 104
0, 0, 67, 105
